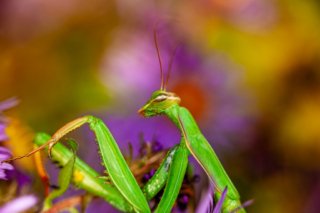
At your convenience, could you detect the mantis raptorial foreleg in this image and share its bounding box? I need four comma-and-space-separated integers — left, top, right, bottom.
34, 133, 134, 212
14, 116, 150, 213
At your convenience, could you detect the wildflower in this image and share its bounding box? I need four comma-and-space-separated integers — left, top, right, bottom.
0, 98, 18, 180
0, 147, 14, 180
196, 187, 227, 213
0, 99, 40, 212
212, 187, 228, 213
0, 195, 38, 213
0, 124, 8, 142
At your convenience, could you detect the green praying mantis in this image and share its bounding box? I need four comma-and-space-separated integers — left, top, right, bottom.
2, 32, 246, 213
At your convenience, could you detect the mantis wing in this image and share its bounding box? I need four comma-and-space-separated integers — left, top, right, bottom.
88, 117, 150, 212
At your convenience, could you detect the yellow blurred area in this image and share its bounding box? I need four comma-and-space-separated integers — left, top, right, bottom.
276, 95, 320, 168
4, 118, 35, 171
251, 173, 306, 213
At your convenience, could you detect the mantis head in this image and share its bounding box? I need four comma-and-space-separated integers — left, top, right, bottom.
138, 90, 180, 117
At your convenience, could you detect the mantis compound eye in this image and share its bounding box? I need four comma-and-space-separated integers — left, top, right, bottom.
153, 95, 168, 102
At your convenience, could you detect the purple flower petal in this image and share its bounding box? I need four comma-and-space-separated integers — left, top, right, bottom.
0, 147, 11, 155
0, 97, 19, 112
0, 98, 16, 179
0, 195, 38, 213
0, 124, 8, 141
213, 187, 228, 213
196, 185, 214, 213
0, 162, 14, 170
0, 147, 13, 180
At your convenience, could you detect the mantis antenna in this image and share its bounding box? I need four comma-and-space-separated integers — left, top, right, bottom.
153, 30, 165, 91
164, 45, 179, 90
154, 29, 179, 91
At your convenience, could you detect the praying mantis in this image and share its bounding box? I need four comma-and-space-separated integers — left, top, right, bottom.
2, 32, 246, 212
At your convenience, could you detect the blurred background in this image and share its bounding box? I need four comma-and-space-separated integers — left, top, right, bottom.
1, 0, 320, 212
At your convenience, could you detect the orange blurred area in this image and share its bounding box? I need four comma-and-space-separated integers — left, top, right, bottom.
1, 0, 320, 212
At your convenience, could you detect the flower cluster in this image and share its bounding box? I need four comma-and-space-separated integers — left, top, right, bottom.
0, 98, 38, 213
0, 98, 17, 180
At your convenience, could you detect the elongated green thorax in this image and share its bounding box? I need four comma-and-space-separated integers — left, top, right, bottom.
165, 106, 245, 212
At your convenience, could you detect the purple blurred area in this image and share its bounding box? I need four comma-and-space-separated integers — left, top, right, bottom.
1, 0, 320, 212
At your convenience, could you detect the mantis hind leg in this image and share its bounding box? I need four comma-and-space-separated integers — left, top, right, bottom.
88, 116, 150, 212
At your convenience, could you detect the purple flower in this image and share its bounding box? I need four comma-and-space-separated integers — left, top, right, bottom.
0, 195, 38, 213
212, 187, 228, 213
0, 98, 38, 212
0, 124, 8, 142
0, 98, 18, 142
0, 147, 14, 180
0, 97, 19, 112
196, 186, 227, 213
0, 98, 18, 180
